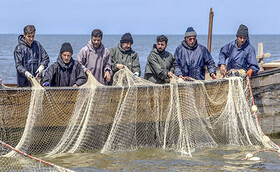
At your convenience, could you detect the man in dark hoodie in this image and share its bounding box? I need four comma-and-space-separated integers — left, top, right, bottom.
174, 27, 216, 80
110, 33, 141, 76
14, 25, 50, 87
144, 35, 175, 84
41, 42, 87, 87
218, 24, 259, 78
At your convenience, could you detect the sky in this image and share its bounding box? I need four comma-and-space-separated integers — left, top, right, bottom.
0, 0, 279, 35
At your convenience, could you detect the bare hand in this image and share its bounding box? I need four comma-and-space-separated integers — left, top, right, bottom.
184, 76, 195, 81
73, 84, 78, 87
179, 75, 194, 81
168, 72, 174, 78
220, 64, 226, 78
104, 71, 111, 82
116, 64, 125, 70
211, 73, 217, 79
86, 70, 91, 75
179, 75, 184, 79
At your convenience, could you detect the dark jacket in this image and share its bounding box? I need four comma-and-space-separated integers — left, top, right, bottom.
14, 35, 49, 87
41, 56, 87, 87
218, 39, 259, 74
174, 40, 216, 80
110, 43, 141, 76
144, 44, 175, 84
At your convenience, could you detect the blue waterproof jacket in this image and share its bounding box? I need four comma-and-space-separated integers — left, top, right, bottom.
218, 39, 259, 74
14, 35, 49, 87
174, 41, 216, 80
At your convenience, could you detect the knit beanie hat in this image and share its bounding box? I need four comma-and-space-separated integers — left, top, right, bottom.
120, 33, 133, 44
236, 24, 249, 37
60, 42, 73, 54
185, 27, 197, 37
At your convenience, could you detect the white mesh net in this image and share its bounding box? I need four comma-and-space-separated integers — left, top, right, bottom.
0, 68, 279, 171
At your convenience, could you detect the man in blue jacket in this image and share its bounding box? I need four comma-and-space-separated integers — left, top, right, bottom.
218, 24, 259, 78
174, 27, 216, 80
14, 25, 50, 87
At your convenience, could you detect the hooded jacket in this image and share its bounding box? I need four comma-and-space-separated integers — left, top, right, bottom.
110, 43, 141, 76
76, 41, 111, 85
174, 40, 216, 80
41, 56, 87, 87
14, 35, 50, 87
144, 44, 175, 84
218, 39, 259, 74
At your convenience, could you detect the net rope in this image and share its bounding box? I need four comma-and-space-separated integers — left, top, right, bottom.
1, 68, 279, 171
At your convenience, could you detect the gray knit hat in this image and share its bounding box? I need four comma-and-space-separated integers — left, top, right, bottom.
236, 24, 249, 37
185, 27, 197, 37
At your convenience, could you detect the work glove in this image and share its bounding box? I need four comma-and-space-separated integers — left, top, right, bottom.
24, 71, 33, 79
36, 65, 44, 77
43, 82, 50, 87
246, 69, 253, 78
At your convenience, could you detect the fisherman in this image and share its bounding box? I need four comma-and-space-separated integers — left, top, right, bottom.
110, 33, 141, 76
14, 25, 50, 87
76, 29, 112, 85
174, 27, 216, 80
218, 24, 259, 78
41, 42, 87, 87
144, 35, 175, 84
0, 78, 2, 88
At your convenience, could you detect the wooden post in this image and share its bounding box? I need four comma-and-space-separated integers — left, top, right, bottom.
256, 43, 271, 71
207, 8, 214, 53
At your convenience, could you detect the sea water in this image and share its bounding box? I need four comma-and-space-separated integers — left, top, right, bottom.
1, 34, 280, 83
46, 143, 280, 171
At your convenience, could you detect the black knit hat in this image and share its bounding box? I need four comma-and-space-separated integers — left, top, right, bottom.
236, 24, 249, 37
120, 33, 133, 44
60, 42, 73, 54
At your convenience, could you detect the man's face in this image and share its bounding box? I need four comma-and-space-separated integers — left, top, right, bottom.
121, 42, 132, 51
61, 51, 72, 64
185, 36, 196, 47
24, 32, 35, 47
156, 41, 167, 53
237, 36, 247, 47
91, 36, 102, 49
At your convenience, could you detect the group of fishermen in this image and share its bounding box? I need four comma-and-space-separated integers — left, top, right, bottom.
10, 24, 259, 87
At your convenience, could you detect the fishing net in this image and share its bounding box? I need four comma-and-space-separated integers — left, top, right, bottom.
0, 68, 279, 171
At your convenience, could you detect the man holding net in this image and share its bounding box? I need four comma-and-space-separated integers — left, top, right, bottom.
218, 24, 259, 78
174, 27, 216, 80
41, 42, 87, 87
144, 35, 175, 84
14, 25, 50, 87
76, 29, 112, 85
110, 33, 141, 77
